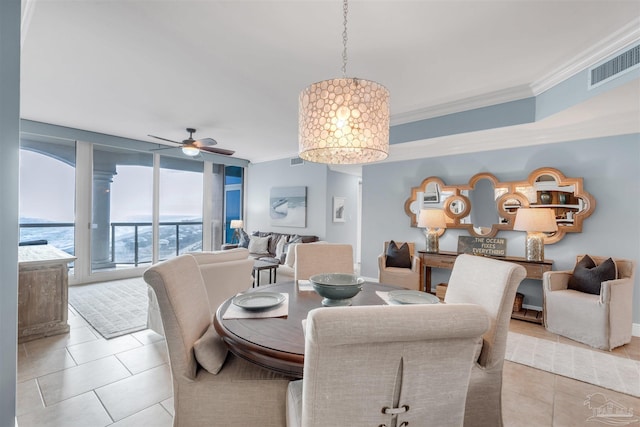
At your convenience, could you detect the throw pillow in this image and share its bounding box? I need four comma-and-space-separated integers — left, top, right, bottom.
283, 236, 304, 267
284, 243, 299, 267
568, 255, 617, 295
385, 241, 412, 269
193, 324, 228, 374
248, 235, 270, 254
238, 230, 250, 248
274, 235, 288, 263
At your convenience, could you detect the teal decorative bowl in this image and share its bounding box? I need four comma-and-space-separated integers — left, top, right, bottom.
309, 273, 364, 306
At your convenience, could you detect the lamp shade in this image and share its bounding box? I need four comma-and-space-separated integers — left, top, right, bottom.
230, 220, 244, 229
298, 78, 389, 164
417, 209, 446, 229
513, 208, 558, 232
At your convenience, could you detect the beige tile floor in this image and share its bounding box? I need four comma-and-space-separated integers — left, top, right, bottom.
16, 296, 640, 426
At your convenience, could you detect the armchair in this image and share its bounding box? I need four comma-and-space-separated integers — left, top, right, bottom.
377, 241, 421, 290
445, 254, 526, 427
543, 254, 636, 350
286, 304, 490, 427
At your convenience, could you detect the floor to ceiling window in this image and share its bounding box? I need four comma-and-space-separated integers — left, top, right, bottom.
158, 156, 204, 259
224, 166, 243, 244
19, 126, 246, 284
92, 145, 154, 272
19, 138, 76, 271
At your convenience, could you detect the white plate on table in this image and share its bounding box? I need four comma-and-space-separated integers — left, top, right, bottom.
388, 290, 440, 305
232, 292, 286, 311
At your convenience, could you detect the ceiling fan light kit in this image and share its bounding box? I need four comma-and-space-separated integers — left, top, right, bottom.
181, 145, 200, 156
298, 0, 389, 165
148, 127, 235, 157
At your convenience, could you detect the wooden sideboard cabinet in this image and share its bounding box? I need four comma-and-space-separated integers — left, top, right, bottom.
18, 245, 76, 343
417, 250, 553, 324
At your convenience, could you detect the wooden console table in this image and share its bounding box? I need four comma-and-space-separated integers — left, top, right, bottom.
417, 250, 553, 324
18, 245, 76, 342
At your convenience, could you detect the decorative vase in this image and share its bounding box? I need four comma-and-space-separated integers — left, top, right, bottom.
540, 192, 552, 204
558, 193, 567, 204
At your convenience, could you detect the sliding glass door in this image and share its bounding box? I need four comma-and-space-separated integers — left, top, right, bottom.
158, 157, 204, 259
91, 145, 154, 272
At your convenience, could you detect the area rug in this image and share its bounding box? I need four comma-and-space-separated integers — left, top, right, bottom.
69, 277, 148, 339
506, 332, 640, 397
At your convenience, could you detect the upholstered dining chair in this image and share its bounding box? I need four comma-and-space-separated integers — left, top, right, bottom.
377, 241, 421, 290
543, 254, 636, 350
146, 248, 254, 336
294, 243, 354, 283
144, 254, 292, 427
286, 304, 490, 427
444, 254, 527, 427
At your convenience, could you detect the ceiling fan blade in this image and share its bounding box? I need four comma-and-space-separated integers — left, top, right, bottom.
148, 134, 182, 145
194, 137, 217, 147
199, 146, 235, 156
150, 145, 178, 152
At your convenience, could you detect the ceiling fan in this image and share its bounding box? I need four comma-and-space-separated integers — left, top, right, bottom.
148, 128, 235, 156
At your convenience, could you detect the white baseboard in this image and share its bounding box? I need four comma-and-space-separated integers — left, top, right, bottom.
633, 323, 640, 337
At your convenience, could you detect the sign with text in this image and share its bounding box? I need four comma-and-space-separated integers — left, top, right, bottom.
457, 236, 507, 257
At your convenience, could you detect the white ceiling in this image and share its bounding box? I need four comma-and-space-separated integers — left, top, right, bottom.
20, 0, 640, 165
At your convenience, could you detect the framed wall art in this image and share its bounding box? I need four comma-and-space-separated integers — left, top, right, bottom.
270, 186, 307, 227
333, 197, 346, 223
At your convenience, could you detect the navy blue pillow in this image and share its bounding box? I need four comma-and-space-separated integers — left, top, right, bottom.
238, 230, 250, 248
385, 241, 411, 269
568, 255, 617, 295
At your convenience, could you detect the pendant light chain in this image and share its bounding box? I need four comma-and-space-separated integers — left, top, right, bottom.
341, 0, 348, 78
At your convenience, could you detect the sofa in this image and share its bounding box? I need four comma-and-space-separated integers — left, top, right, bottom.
225, 231, 321, 281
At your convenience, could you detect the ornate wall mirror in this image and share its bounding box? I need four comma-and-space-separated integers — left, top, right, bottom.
404, 167, 596, 243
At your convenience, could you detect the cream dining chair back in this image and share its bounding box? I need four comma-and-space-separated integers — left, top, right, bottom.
444, 254, 527, 427
294, 243, 354, 283
144, 254, 292, 427
286, 303, 490, 427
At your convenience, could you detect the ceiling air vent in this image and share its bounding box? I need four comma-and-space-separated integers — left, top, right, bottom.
589, 44, 640, 89
290, 157, 304, 166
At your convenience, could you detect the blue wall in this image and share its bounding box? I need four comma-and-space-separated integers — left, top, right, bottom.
246, 159, 329, 238
361, 136, 640, 321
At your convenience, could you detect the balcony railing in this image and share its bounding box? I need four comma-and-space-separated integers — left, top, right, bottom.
19, 221, 203, 267
111, 221, 203, 266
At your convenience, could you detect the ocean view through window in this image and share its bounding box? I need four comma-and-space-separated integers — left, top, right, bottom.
20, 137, 242, 281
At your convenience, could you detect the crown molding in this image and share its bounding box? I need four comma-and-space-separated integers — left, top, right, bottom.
391, 18, 640, 127
390, 85, 533, 126
383, 110, 640, 165
531, 17, 640, 95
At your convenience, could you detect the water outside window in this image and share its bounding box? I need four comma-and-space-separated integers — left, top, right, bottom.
159, 157, 204, 259
92, 146, 154, 271
19, 140, 76, 259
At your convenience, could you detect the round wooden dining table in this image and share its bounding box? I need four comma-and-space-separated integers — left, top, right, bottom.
213, 280, 401, 378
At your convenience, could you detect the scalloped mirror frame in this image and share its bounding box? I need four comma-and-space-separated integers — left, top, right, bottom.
404, 167, 596, 244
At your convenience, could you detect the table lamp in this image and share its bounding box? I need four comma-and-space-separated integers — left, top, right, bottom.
230, 219, 244, 244
418, 209, 446, 253
513, 208, 557, 261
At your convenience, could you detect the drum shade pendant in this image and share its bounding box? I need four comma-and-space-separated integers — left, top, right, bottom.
298, 0, 389, 165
